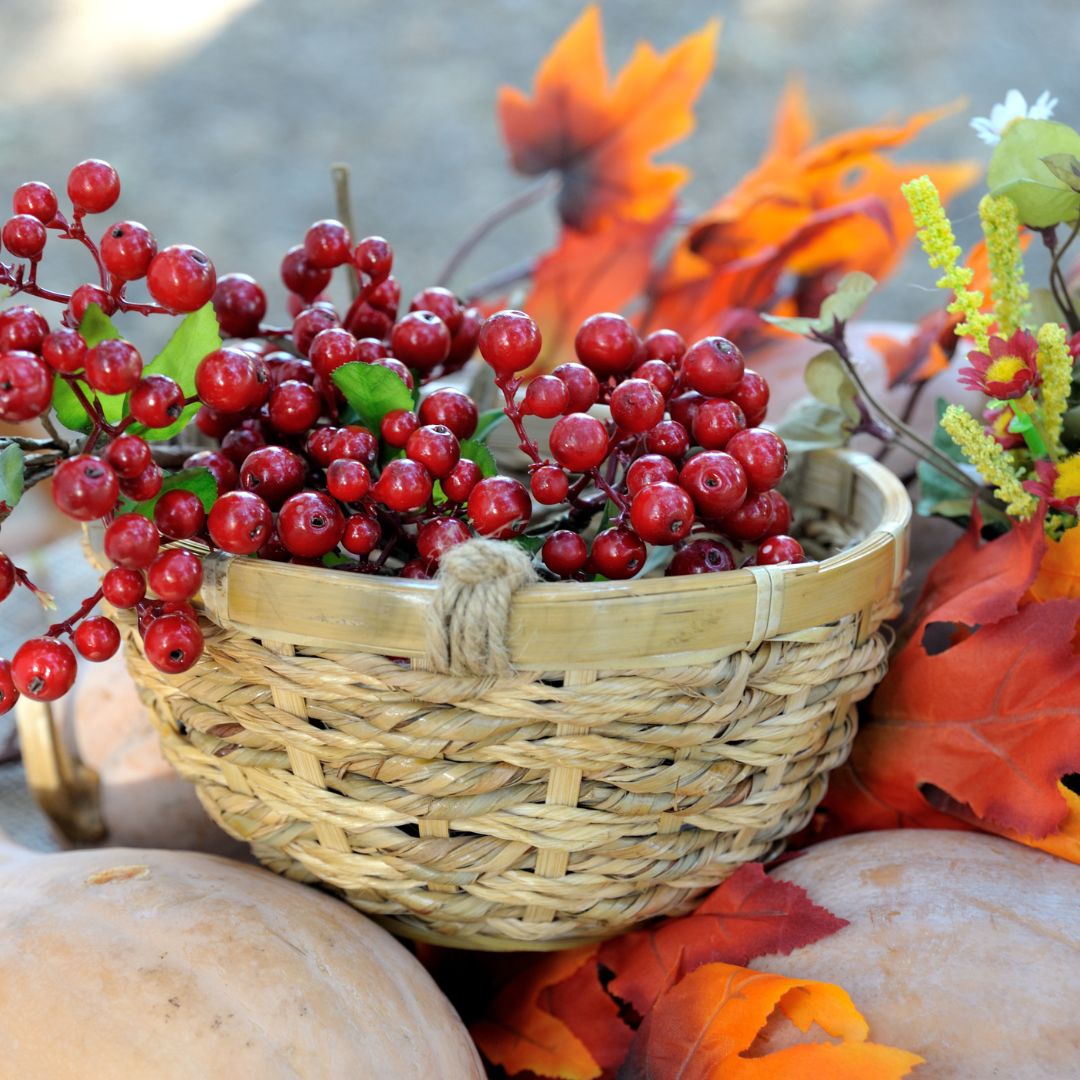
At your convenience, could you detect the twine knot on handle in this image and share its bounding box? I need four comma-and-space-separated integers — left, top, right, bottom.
425, 539, 538, 676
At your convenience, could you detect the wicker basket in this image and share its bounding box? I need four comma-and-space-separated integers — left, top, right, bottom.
62, 447, 906, 949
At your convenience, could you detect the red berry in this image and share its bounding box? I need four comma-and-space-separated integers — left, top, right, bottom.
610, 378, 664, 434
756, 535, 805, 565
629, 482, 695, 545
104, 512, 160, 569
2, 214, 47, 259
100, 220, 157, 280
12, 636, 77, 701
74, 616, 121, 662
129, 373, 185, 429
148, 548, 203, 601
391, 311, 451, 372
13, 181, 58, 224
590, 526, 646, 580
725, 428, 787, 493
147, 244, 216, 313
305, 426, 339, 467
309, 327, 359, 380
212, 273, 267, 337
154, 488, 206, 540
143, 612, 204, 674
278, 491, 345, 558
329, 425, 377, 465
479, 310, 542, 376
717, 491, 775, 543
626, 453, 678, 497
668, 391, 705, 433
0, 658, 19, 716
764, 490, 792, 537
268, 379, 321, 434
574, 313, 638, 377
400, 559, 432, 579
282, 244, 332, 302
183, 450, 237, 496
0, 552, 14, 603
381, 409, 421, 448
41, 328, 87, 373
69, 284, 116, 324
0, 351, 53, 421
67, 159, 120, 214
678, 451, 747, 519
372, 458, 432, 512
692, 398, 746, 451
346, 302, 392, 342
731, 370, 770, 427
195, 347, 269, 413
374, 356, 414, 390
352, 236, 393, 285
265, 353, 315, 388
102, 566, 145, 608
418, 388, 478, 439
442, 459, 482, 503
409, 286, 464, 335
632, 358, 675, 397
530, 464, 570, 505
342, 513, 381, 556
356, 337, 390, 363
239, 445, 305, 507
304, 219, 352, 269
0, 306, 49, 353
551, 363, 600, 413
417, 516, 471, 564
549, 413, 608, 472
667, 539, 735, 576
447, 309, 479, 369
681, 337, 745, 397
644, 328, 686, 366
119, 462, 163, 502
467, 476, 531, 539
208, 490, 273, 554
406, 424, 460, 479
327, 459, 371, 502
542, 530, 588, 577
52, 455, 119, 520
85, 338, 142, 394
522, 375, 570, 419
220, 424, 266, 468
292, 304, 340, 356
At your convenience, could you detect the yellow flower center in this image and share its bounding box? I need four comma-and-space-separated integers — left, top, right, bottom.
984, 354, 1028, 385
1053, 453, 1080, 501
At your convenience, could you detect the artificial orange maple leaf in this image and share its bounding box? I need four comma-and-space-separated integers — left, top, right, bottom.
1029, 524, 1080, 602
499, 6, 719, 230
620, 962, 923, 1080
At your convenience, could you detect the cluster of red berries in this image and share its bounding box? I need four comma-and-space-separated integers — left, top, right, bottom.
0, 157, 803, 717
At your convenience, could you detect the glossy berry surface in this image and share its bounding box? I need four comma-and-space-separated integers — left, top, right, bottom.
213, 273, 267, 337
725, 428, 787, 493
100, 221, 157, 281
327, 459, 370, 502
342, 513, 381, 556
41, 328, 87, 374
667, 539, 735, 576
85, 339, 143, 394
530, 464, 570, 505
756, 535, 805, 565
626, 454, 679, 497
13, 181, 58, 224
120, 462, 163, 502
268, 379, 321, 434
239, 445, 305, 507
391, 311, 451, 372
467, 476, 531, 539
0, 351, 53, 421
278, 491, 345, 558
67, 159, 120, 214
732, 369, 769, 426
3, 214, 47, 259
681, 337, 744, 397
129, 373, 184, 429
410, 286, 463, 334
372, 458, 433, 512
154, 488, 206, 540
104, 513, 160, 569
552, 363, 600, 412
522, 375, 570, 419
549, 413, 608, 472
610, 378, 665, 434
479, 310, 542, 375
442, 459, 482, 503
380, 409, 420, 448
629, 482, 695, 545
304, 219, 352, 269
678, 451, 747, 519
542, 530, 588, 577
195, 347, 269, 413
0, 552, 13, 603
147, 244, 217, 312
12, 637, 78, 701
102, 566, 146, 608
148, 548, 204, 601
590, 526, 646, 579
574, 312, 638, 377
692, 398, 746, 451
207, 490, 273, 554
0, 306, 48, 352
52, 455, 119, 520
406, 424, 460, 479
143, 612, 204, 674
418, 388, 478, 439
417, 516, 471, 564
0, 659, 18, 716
74, 616, 121, 662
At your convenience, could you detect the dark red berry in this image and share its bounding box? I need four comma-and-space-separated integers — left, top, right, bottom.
327, 459, 371, 502
381, 409, 421, 448
12, 636, 77, 701
355, 337, 390, 363
644, 328, 686, 366
329, 425, 378, 466
692, 398, 746, 451
147, 245, 216, 313
717, 491, 775, 543
418, 388, 478, 439
668, 391, 705, 433
667, 539, 735, 576
195, 347, 269, 413
352, 236, 393, 285
148, 548, 204, 601
682, 337, 745, 397
305, 427, 340, 468
626, 454, 679, 496
542, 530, 588, 577
0, 351, 53, 421
67, 159, 120, 214
100, 221, 157, 280
85, 338, 142, 395
678, 451, 748, 519
0, 552, 14, 603
756, 535, 805, 565
574, 313, 638, 377
13, 181, 58, 224
406, 424, 460, 479
304, 219, 352, 269
346, 302, 392, 341
530, 464, 570, 504
212, 273, 267, 337
208, 490, 273, 554
309, 327, 359, 380
282, 244, 332, 302
342, 513, 381, 556
400, 559, 432, 579
104, 513, 160, 569
549, 413, 609, 472
69, 284, 116, 324
278, 491, 345, 558
143, 612, 204, 674
764, 490, 792, 537
633, 358, 676, 397
732, 370, 770, 427
52, 455, 118, 520
183, 450, 237, 496
220, 424, 266, 468
74, 616, 121, 662
292, 304, 340, 356
153, 488, 206, 540
590, 526, 646, 580
41, 328, 87, 373
372, 458, 433, 512
0, 658, 19, 716
610, 378, 664, 434
2, 214, 47, 259
467, 476, 531, 539
522, 375, 570, 419
240, 445, 305, 507
409, 286, 464, 334
0, 306, 49, 353
630, 482, 695, 545
442, 459, 482, 503
265, 353, 315, 388
479, 310, 542, 376
129, 373, 184, 429
268, 379, 321, 434
417, 517, 472, 564
391, 311, 451, 372
374, 356, 414, 390
102, 566, 146, 608
119, 462, 163, 502
725, 428, 787, 493
552, 363, 600, 413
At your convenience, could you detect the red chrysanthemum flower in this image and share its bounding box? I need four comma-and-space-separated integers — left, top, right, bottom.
959, 328, 1039, 399
983, 405, 1025, 450
1022, 459, 1080, 514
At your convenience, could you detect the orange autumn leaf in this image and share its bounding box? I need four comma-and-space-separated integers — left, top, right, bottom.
470, 945, 602, 1080
499, 6, 719, 230
1029, 524, 1080, 602
620, 962, 923, 1080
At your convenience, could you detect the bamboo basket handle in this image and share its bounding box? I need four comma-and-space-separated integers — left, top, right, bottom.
15, 696, 106, 844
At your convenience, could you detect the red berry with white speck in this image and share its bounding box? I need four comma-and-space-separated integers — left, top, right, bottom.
147, 244, 217, 312
278, 490, 345, 558
756, 535, 805, 565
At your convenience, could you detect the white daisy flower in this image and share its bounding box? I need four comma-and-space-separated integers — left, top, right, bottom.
970, 89, 1058, 145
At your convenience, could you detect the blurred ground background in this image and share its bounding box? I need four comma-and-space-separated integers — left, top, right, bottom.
0, 0, 1074, 847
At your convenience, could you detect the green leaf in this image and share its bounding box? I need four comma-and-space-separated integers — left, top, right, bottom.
988, 118, 1080, 227
772, 396, 851, 457
511, 534, 545, 555
459, 438, 497, 478
332, 362, 413, 434
803, 349, 860, 423
761, 272, 876, 336
49, 304, 125, 433
474, 408, 507, 442
0, 443, 25, 512
129, 303, 222, 441
917, 398, 973, 517
1041, 152, 1080, 193
117, 467, 217, 519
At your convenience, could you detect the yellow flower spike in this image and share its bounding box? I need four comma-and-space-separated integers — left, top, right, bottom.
902, 175, 993, 352
978, 194, 1029, 337
1036, 321, 1072, 456
941, 403, 1038, 518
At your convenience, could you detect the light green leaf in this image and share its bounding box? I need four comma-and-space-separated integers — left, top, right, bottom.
80, 303, 122, 347
0, 443, 25, 512
1041, 152, 1080, 194
332, 362, 413, 434
511, 534, 544, 555
117, 467, 216, 519
459, 438, 497, 478
49, 304, 125, 433
130, 303, 222, 441
989, 118, 1080, 227
474, 408, 507, 443
916, 398, 972, 518
761, 271, 876, 336
772, 396, 851, 458
804, 349, 861, 423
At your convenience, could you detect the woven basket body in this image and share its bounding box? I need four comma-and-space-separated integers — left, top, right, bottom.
107, 449, 908, 949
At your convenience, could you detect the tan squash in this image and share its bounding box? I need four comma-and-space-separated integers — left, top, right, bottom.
0, 835, 485, 1079
751, 830, 1080, 1079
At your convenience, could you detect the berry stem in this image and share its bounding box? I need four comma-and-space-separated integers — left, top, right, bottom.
494, 373, 543, 465
330, 163, 361, 304
46, 587, 104, 638
13, 564, 57, 610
